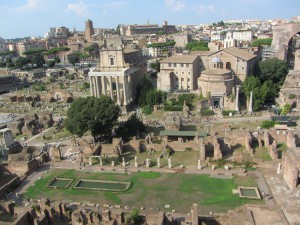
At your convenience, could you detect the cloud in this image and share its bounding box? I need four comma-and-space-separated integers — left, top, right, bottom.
197, 4, 215, 15
164, 0, 185, 12
101, 1, 126, 7
66, 1, 90, 17
18, 0, 40, 11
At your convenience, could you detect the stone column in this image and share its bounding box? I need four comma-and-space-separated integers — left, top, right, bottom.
99, 157, 102, 166
157, 157, 160, 168
89, 157, 92, 166
134, 156, 138, 167
235, 85, 240, 111
102, 76, 106, 96
249, 91, 253, 113
109, 75, 113, 99
168, 158, 172, 168
198, 159, 201, 170
89, 76, 93, 96
124, 75, 130, 103
95, 76, 99, 98
128, 74, 133, 101
122, 157, 125, 167
123, 76, 128, 105
116, 76, 121, 105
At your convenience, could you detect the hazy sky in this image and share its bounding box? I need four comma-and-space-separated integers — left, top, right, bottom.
0, 0, 299, 39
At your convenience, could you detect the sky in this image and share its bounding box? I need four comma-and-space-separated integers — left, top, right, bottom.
0, 0, 300, 39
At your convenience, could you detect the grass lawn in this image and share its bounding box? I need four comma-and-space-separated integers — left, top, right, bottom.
24, 169, 261, 214
254, 147, 272, 161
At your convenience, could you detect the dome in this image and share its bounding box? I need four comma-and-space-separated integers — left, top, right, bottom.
211, 57, 221, 63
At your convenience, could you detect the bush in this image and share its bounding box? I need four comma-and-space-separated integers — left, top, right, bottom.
288, 94, 296, 99
142, 106, 152, 115
164, 105, 182, 111
200, 109, 215, 116
185, 147, 193, 151
261, 120, 275, 129
222, 110, 237, 116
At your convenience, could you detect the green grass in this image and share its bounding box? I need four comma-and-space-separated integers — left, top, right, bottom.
24, 169, 261, 213
254, 147, 272, 161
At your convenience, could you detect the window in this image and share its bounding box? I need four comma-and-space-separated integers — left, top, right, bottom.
176, 71, 178, 74
188, 72, 190, 75
226, 62, 231, 70
182, 72, 184, 74
181, 63, 184, 67
188, 86, 190, 89
176, 78, 178, 81
181, 78, 184, 81
168, 63, 171, 67
186, 64, 189, 67
109, 57, 115, 66
174, 63, 177, 67
187, 78, 190, 82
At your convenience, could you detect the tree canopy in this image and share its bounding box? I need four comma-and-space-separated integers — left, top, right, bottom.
47, 60, 55, 68
67, 52, 80, 66
14, 57, 30, 68
45, 47, 70, 55
64, 96, 120, 140
146, 41, 176, 48
250, 38, 272, 47
150, 60, 160, 72
243, 76, 278, 111
257, 58, 288, 85
185, 41, 209, 51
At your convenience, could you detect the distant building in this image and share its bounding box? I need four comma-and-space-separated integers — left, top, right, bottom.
89, 37, 147, 113
17, 40, 47, 57
120, 21, 176, 36
84, 19, 94, 41
0, 37, 8, 53
174, 33, 192, 48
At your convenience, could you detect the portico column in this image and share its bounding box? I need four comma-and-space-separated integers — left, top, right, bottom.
235, 85, 240, 111
128, 74, 133, 101
89, 76, 93, 96
95, 76, 99, 97
93, 76, 97, 96
125, 75, 131, 103
101, 76, 106, 95
123, 76, 128, 105
109, 75, 113, 99
116, 76, 121, 105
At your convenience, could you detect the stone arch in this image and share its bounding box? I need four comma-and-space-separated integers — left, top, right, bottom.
272, 22, 300, 61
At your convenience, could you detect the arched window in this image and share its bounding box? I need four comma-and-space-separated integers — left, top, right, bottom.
226, 62, 231, 70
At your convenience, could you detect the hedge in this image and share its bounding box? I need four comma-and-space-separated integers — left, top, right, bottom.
164, 105, 183, 111
222, 110, 237, 116
200, 109, 215, 116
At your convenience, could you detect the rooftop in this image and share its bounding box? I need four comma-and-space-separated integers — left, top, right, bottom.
160, 55, 199, 64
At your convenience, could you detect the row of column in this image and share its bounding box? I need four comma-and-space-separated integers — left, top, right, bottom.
89, 75, 133, 106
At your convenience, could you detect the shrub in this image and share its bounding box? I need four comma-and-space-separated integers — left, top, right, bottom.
222, 110, 237, 116
261, 120, 275, 129
288, 94, 296, 99
200, 109, 215, 116
164, 105, 182, 111
142, 106, 152, 115
185, 147, 193, 151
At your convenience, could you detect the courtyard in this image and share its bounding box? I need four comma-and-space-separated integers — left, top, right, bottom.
24, 168, 261, 214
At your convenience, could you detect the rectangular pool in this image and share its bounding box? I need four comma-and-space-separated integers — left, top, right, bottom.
74, 179, 130, 192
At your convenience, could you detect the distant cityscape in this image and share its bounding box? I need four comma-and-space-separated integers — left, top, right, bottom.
0, 12, 300, 225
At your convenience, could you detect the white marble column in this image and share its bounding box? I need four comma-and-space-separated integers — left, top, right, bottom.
101, 76, 106, 95
249, 91, 253, 113
128, 74, 133, 101
95, 76, 99, 98
116, 76, 121, 105
89, 76, 93, 96
123, 76, 128, 105
109, 75, 113, 99
235, 86, 240, 111
93, 76, 97, 96
124, 75, 130, 103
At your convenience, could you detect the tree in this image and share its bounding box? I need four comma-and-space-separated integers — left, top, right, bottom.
53, 56, 61, 64
243, 76, 264, 111
14, 57, 30, 69
31, 53, 45, 68
150, 60, 160, 72
115, 114, 145, 142
64, 96, 120, 140
257, 58, 288, 85
67, 53, 80, 66
137, 75, 154, 106
280, 103, 291, 116
250, 38, 272, 47
185, 41, 209, 51
126, 208, 141, 225
47, 60, 55, 68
